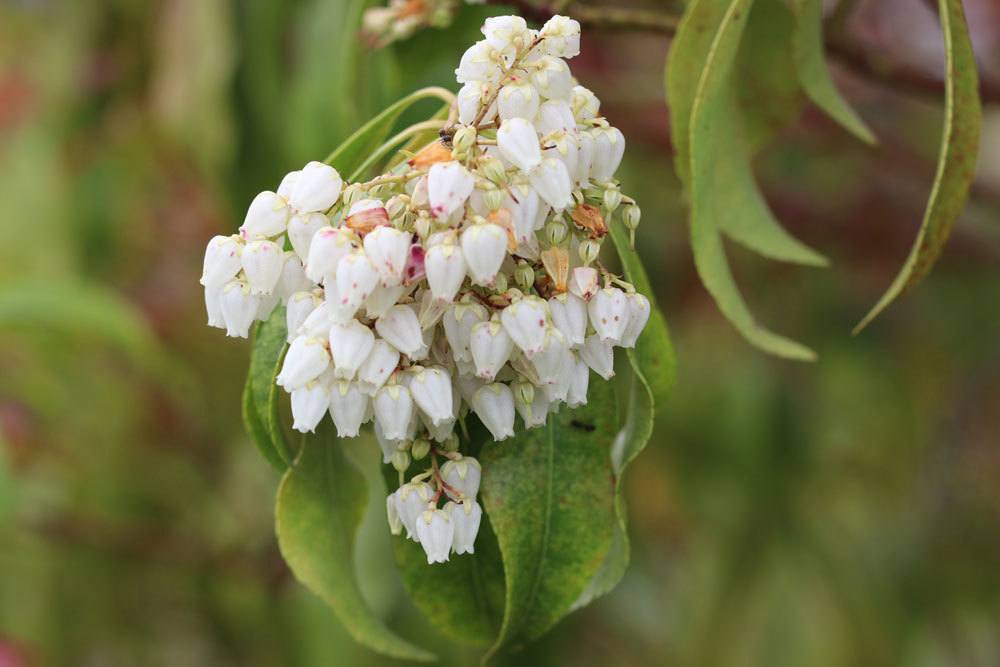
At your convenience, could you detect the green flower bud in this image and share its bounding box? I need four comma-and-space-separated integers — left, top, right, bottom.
493, 272, 508, 292
545, 217, 569, 246
514, 261, 535, 290
452, 126, 478, 159
342, 184, 364, 209
443, 433, 460, 452
411, 438, 431, 461
391, 450, 411, 472
514, 380, 535, 406
480, 156, 508, 184
578, 239, 601, 266
603, 186, 622, 214
386, 195, 409, 221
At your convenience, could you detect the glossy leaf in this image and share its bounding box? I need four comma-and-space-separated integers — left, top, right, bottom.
379, 429, 506, 646
324, 87, 454, 177
792, 0, 876, 145
481, 379, 619, 657
672, 0, 823, 361
276, 422, 435, 662
854, 0, 981, 332
575, 223, 676, 606
242, 307, 292, 469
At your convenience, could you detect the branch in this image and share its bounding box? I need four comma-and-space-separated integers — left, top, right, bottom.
482, 0, 999, 104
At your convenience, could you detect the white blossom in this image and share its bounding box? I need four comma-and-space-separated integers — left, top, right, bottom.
328, 319, 375, 380
416, 509, 454, 564
409, 366, 454, 427
470, 318, 514, 381
442, 302, 488, 362
425, 239, 467, 303
394, 482, 434, 540
364, 226, 412, 287
241, 239, 284, 295
305, 226, 355, 283
497, 118, 542, 172
569, 266, 599, 300
580, 334, 615, 380
441, 456, 481, 500
286, 291, 322, 342
501, 296, 549, 358
201, 235, 243, 288
535, 100, 576, 136
498, 79, 540, 121
589, 287, 630, 344
220, 280, 260, 338
328, 380, 368, 437
530, 158, 573, 211
241, 191, 289, 239
532, 329, 571, 386
461, 223, 507, 286
375, 304, 425, 358
289, 161, 343, 213
539, 15, 581, 59
204, 284, 225, 329
358, 339, 401, 394
291, 381, 330, 433
473, 383, 516, 441
548, 293, 587, 348
428, 162, 475, 219
374, 383, 414, 440
276, 253, 312, 302
528, 55, 573, 100
620, 292, 651, 348
566, 355, 590, 408
277, 336, 330, 389
447, 501, 482, 555
591, 126, 626, 182
287, 212, 327, 260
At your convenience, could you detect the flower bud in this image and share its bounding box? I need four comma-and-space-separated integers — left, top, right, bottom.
428, 162, 475, 219
386, 493, 403, 536
568, 266, 599, 300
472, 383, 516, 441
241, 191, 289, 239
497, 118, 542, 172
483, 186, 506, 213
329, 380, 369, 438
201, 235, 243, 288
603, 186, 623, 214
452, 125, 478, 157
220, 280, 261, 339
622, 204, 641, 230
536, 100, 576, 136
578, 239, 601, 266
385, 195, 409, 221
416, 509, 454, 564
493, 272, 508, 292
447, 500, 482, 555
289, 161, 343, 213
514, 383, 550, 429
411, 438, 431, 461
291, 381, 330, 433
514, 262, 535, 291
443, 432, 460, 452
391, 450, 411, 473
545, 217, 569, 246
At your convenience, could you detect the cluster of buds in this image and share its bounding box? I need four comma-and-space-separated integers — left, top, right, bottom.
362, 0, 463, 47
200, 14, 649, 564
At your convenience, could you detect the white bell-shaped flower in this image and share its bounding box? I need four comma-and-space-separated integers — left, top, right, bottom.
428, 162, 475, 219
335, 250, 379, 312
620, 292, 651, 348
470, 318, 514, 381
506, 183, 543, 250
498, 80, 540, 121
205, 285, 225, 329
544, 352, 573, 404
501, 296, 550, 358
528, 55, 573, 100
532, 329, 571, 385
276, 336, 330, 389
373, 383, 414, 440
416, 509, 454, 564
589, 287, 631, 344
497, 118, 542, 172
535, 100, 576, 136
363, 226, 411, 287
591, 126, 626, 182
442, 457, 482, 500
291, 381, 330, 433
482, 15, 529, 53
386, 493, 403, 536
473, 383, 516, 441
443, 302, 488, 362
530, 158, 573, 211
566, 355, 590, 408
581, 334, 615, 380
289, 161, 343, 213
256, 291, 280, 323
240, 240, 284, 295
425, 239, 467, 303
549, 130, 579, 180
515, 384, 551, 429
286, 291, 322, 342
200, 235, 243, 288
447, 501, 483, 555
408, 366, 455, 427
328, 380, 368, 438
287, 212, 327, 261
364, 283, 407, 319
574, 130, 596, 186
548, 293, 588, 348
569, 266, 599, 300
394, 482, 434, 540
457, 82, 486, 124
571, 85, 600, 121
455, 40, 500, 85
305, 226, 355, 283
241, 191, 289, 239
276, 253, 312, 303
375, 421, 402, 464
328, 320, 375, 380
460, 223, 507, 286
220, 280, 261, 338
539, 15, 581, 59
375, 305, 424, 358
277, 170, 299, 199
358, 339, 400, 395
299, 301, 337, 339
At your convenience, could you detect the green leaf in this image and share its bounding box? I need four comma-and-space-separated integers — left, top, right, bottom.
671, 0, 822, 361
792, 0, 876, 145
575, 224, 675, 606
243, 307, 293, 470
854, 0, 981, 332
324, 87, 454, 177
380, 433, 506, 646
276, 421, 435, 662
481, 379, 619, 657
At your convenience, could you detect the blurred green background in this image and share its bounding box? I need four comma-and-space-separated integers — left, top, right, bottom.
1, 1, 999, 665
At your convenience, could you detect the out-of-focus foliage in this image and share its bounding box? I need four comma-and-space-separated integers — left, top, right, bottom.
1, 0, 999, 665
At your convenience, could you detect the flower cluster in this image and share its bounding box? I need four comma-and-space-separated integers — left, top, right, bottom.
200, 14, 648, 564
